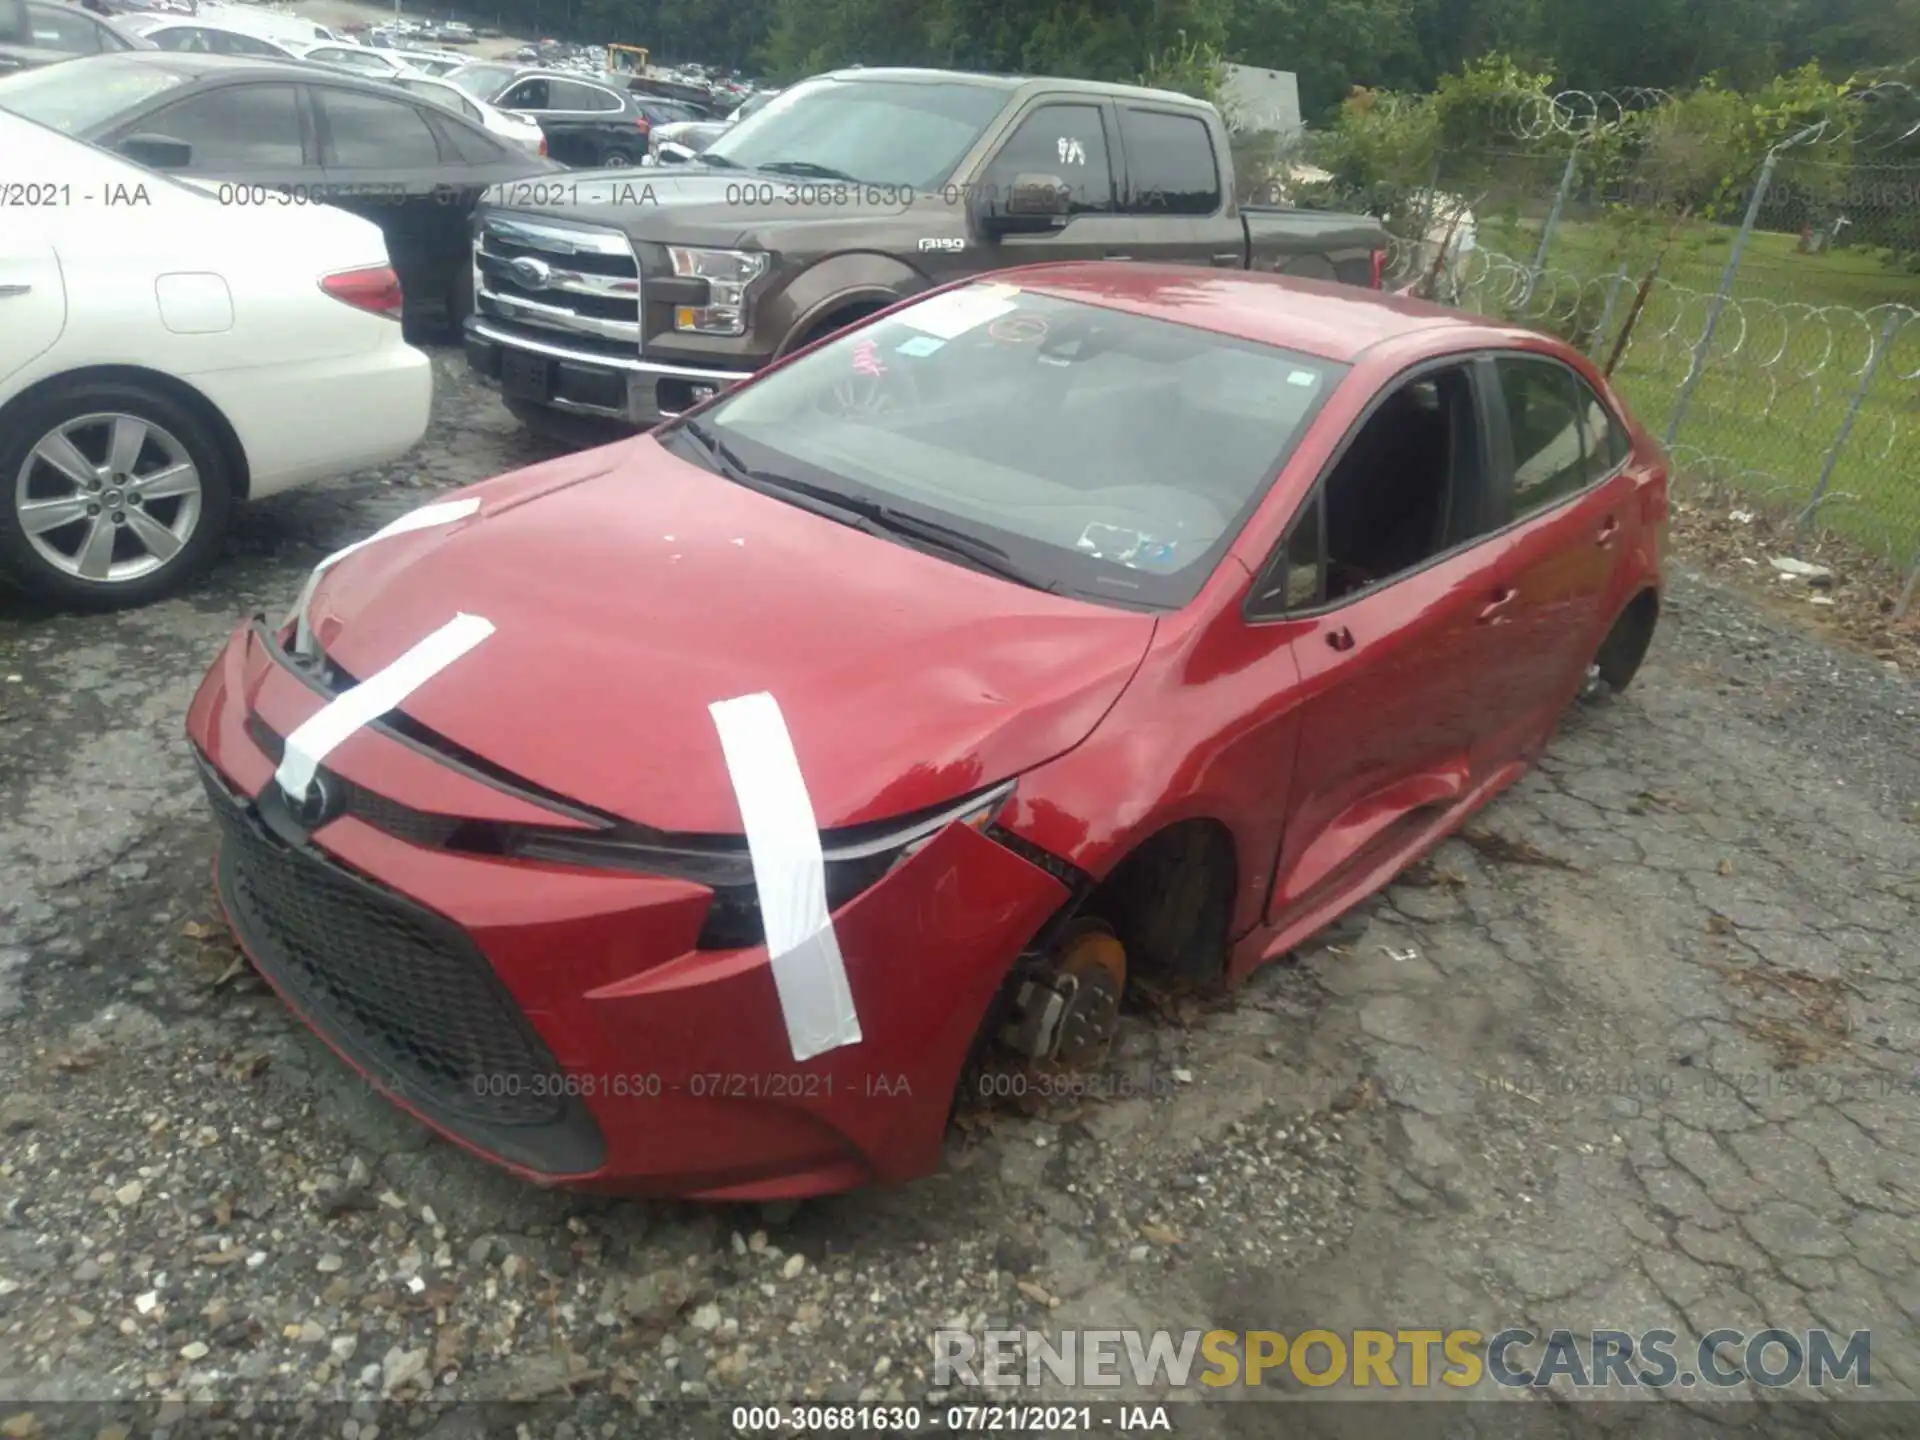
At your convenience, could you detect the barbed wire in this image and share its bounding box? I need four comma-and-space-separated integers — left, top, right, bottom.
1508, 87, 1674, 140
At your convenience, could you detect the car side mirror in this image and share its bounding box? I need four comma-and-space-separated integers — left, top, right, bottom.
118, 133, 192, 168
973, 172, 1071, 239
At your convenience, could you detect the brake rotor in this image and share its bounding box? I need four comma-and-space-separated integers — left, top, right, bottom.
1048, 920, 1127, 1068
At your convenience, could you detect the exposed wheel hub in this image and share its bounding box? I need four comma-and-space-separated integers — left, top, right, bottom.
1000, 921, 1127, 1068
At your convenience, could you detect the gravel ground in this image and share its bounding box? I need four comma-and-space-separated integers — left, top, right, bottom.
1, 350, 1918, 1439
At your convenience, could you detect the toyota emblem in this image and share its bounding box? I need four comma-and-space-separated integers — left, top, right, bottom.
284, 771, 344, 830
508, 256, 553, 290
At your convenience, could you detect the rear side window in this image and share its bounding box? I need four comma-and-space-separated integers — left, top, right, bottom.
429, 110, 505, 165
26, 2, 106, 53
1577, 379, 1632, 478
318, 88, 441, 167
221, 31, 290, 58
1118, 107, 1220, 215
551, 79, 621, 112
1496, 357, 1589, 516
143, 85, 305, 167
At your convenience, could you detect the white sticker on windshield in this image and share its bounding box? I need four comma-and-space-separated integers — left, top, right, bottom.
1287, 370, 1319, 387
896, 335, 945, 358
902, 288, 1020, 341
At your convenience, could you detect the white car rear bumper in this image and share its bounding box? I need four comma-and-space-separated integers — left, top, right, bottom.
195, 343, 433, 501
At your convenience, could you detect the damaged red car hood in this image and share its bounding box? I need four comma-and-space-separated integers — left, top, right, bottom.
306, 439, 1158, 833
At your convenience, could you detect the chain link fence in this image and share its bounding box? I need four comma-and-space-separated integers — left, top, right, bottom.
1232, 84, 1920, 613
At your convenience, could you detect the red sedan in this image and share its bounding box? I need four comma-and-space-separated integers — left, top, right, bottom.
186, 264, 1665, 1199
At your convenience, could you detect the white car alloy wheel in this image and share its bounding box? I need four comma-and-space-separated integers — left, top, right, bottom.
15, 412, 204, 584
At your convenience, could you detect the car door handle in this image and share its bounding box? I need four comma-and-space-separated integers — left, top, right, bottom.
1325, 625, 1355, 652
1104, 251, 1133, 260
1211, 252, 1240, 266
1596, 516, 1620, 545
1478, 588, 1518, 623
0, 283, 30, 299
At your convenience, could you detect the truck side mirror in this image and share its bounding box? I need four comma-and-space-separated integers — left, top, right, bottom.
972, 172, 1071, 239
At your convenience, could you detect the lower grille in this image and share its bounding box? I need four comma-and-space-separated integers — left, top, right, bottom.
201, 761, 604, 1175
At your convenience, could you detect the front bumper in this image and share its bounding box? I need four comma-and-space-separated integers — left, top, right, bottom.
185, 620, 1071, 1198
464, 317, 753, 429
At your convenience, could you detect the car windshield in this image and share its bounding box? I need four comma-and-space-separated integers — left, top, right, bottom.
448, 61, 515, 99
0, 54, 186, 132
676, 286, 1345, 609
702, 77, 1008, 189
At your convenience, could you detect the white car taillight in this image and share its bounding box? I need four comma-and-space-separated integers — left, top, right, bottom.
320, 265, 404, 319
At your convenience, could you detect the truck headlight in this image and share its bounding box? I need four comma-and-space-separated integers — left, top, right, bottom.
667, 246, 766, 335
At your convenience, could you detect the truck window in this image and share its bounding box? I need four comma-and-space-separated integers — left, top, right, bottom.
978, 102, 1113, 214
1118, 107, 1221, 215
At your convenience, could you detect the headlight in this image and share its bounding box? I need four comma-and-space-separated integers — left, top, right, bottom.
667, 245, 766, 335
506, 779, 1017, 949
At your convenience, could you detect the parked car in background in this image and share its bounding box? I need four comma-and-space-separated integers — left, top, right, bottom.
393, 70, 544, 155
480, 67, 661, 167
0, 110, 432, 606
118, 15, 299, 58
1, 0, 79, 72
17, 0, 149, 56
468, 68, 1390, 438
186, 264, 1664, 1196
194, 6, 346, 48
442, 56, 514, 98
0, 52, 559, 335
387, 47, 462, 78
647, 86, 777, 163
292, 41, 423, 82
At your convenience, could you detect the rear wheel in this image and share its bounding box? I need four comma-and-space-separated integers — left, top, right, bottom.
1582, 591, 1658, 702
0, 380, 234, 608
600, 146, 635, 167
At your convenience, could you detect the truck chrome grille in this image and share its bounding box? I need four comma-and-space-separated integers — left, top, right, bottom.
474, 216, 642, 355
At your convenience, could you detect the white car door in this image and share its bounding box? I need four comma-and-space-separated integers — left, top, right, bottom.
0, 217, 67, 389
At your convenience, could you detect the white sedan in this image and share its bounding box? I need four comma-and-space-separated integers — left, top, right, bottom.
0, 112, 432, 607
392, 73, 546, 155
287, 41, 424, 82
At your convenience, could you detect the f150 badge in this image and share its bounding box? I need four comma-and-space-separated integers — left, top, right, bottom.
918, 238, 966, 252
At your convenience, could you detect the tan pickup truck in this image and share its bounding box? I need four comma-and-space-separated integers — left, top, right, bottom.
464, 66, 1392, 438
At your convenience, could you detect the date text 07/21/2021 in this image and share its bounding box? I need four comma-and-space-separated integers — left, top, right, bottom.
460, 1064, 1184, 1105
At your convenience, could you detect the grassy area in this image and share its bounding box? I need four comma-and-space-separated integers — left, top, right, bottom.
1461, 216, 1920, 567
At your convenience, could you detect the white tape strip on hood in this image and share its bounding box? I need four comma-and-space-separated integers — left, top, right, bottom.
709, 691, 863, 1063
289, 498, 481, 654
275, 612, 495, 801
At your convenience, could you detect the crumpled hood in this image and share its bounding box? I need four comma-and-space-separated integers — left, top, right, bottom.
306, 438, 1156, 834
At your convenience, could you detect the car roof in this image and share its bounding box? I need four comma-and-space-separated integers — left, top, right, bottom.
57, 50, 317, 80
1004, 263, 1506, 364
44, 50, 509, 112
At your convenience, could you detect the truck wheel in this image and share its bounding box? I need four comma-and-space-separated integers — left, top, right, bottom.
600, 147, 635, 167
0, 379, 235, 609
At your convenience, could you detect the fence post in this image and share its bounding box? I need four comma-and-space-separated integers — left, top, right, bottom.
1590, 264, 1630, 360
1521, 142, 1581, 310
1664, 151, 1780, 446
1796, 306, 1906, 539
